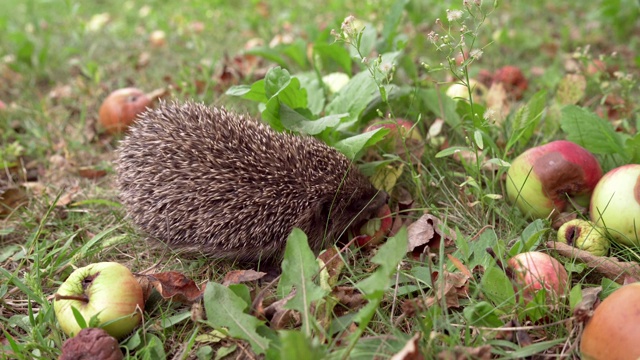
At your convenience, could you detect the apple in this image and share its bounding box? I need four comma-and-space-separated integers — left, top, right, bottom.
54, 262, 144, 339
365, 119, 423, 157
355, 204, 392, 247
580, 282, 640, 360
98, 88, 152, 134
493, 65, 528, 100
507, 251, 568, 303
149, 30, 166, 47
506, 140, 603, 219
59, 327, 123, 360
590, 164, 640, 246
557, 219, 610, 256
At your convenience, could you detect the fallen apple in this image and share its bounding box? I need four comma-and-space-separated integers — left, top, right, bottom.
98, 88, 152, 134
580, 282, 640, 360
590, 164, 640, 246
365, 119, 423, 158
507, 251, 568, 303
355, 204, 392, 247
557, 219, 610, 256
54, 262, 144, 339
445, 79, 488, 103
506, 140, 603, 219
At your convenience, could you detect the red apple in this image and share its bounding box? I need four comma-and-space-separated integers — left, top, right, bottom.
54, 262, 144, 339
354, 204, 392, 247
98, 88, 152, 134
506, 140, 603, 219
507, 251, 568, 303
590, 164, 640, 246
493, 65, 528, 100
580, 282, 640, 360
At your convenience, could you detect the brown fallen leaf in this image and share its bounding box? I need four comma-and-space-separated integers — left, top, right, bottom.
546, 241, 640, 284
142, 271, 205, 304
222, 269, 266, 286
407, 214, 457, 258
573, 286, 602, 323
317, 247, 345, 288
390, 333, 423, 360
0, 187, 28, 216
264, 290, 298, 329
77, 167, 108, 180
403, 270, 470, 311
332, 286, 366, 311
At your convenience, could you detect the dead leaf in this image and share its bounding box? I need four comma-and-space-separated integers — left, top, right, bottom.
0, 187, 28, 216
546, 241, 640, 284
143, 271, 205, 304
77, 167, 107, 180
407, 214, 457, 257
573, 286, 602, 323
447, 254, 472, 278
437, 345, 492, 360
55, 186, 80, 207
404, 270, 470, 311
390, 333, 423, 360
332, 286, 366, 311
318, 247, 344, 289
137, 52, 151, 69
264, 291, 298, 329
222, 269, 266, 286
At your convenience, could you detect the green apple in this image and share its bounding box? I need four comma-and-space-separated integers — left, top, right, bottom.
590, 164, 640, 246
557, 219, 610, 256
506, 140, 602, 219
54, 262, 144, 339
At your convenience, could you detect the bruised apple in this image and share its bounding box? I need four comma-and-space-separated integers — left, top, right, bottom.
557, 219, 610, 256
590, 164, 640, 246
580, 282, 640, 360
354, 204, 392, 247
506, 140, 602, 219
507, 251, 568, 303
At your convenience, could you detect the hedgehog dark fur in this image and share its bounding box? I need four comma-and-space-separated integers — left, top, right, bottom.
116, 101, 387, 263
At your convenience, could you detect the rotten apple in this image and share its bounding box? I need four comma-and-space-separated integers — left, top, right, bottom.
580, 282, 640, 360
354, 204, 392, 247
506, 140, 603, 219
557, 219, 610, 256
590, 164, 640, 246
507, 251, 568, 303
54, 262, 144, 339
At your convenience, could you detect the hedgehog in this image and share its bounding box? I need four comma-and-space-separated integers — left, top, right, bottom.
115, 101, 388, 263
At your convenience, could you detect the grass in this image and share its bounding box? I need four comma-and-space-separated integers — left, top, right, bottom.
1, 0, 639, 359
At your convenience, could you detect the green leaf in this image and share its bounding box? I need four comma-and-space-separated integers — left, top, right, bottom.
333, 128, 390, 160
203, 282, 270, 354
569, 284, 582, 311
278, 330, 327, 360
463, 301, 504, 328
313, 43, 352, 75
481, 265, 516, 308
560, 105, 627, 159
435, 146, 471, 158
380, 0, 410, 52
278, 228, 327, 337
625, 133, 640, 163
326, 71, 379, 126
279, 105, 346, 135
506, 90, 547, 153
420, 88, 461, 131
509, 219, 547, 256
265, 67, 292, 99
225, 80, 267, 103
71, 306, 88, 330
356, 227, 408, 296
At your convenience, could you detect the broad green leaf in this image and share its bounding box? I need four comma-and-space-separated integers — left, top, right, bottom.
279, 105, 346, 135
278, 228, 327, 337
326, 71, 378, 125
278, 330, 327, 360
313, 43, 352, 75
265, 67, 292, 99
420, 88, 461, 131
333, 128, 390, 160
356, 227, 408, 296
463, 301, 504, 328
481, 265, 516, 308
569, 284, 582, 311
225, 80, 267, 103
509, 219, 547, 256
294, 72, 325, 115
435, 146, 470, 158
245, 47, 289, 68
203, 282, 270, 354
560, 105, 627, 159
380, 0, 410, 52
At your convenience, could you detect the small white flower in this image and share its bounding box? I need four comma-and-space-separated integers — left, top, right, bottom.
483, 108, 496, 121
446, 9, 463, 22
